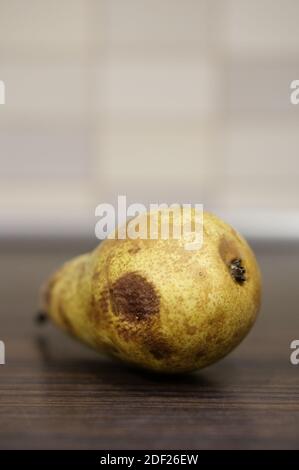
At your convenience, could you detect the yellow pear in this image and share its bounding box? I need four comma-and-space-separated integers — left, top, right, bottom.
42, 210, 261, 373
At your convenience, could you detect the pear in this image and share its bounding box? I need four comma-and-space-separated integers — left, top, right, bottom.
42, 210, 261, 373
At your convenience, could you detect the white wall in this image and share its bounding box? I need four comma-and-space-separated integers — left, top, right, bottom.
0, 0, 298, 239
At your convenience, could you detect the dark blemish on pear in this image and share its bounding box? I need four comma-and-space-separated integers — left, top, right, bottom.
88, 289, 109, 326
196, 345, 208, 360
144, 335, 173, 360
230, 258, 246, 285
218, 237, 246, 285
110, 272, 160, 322
128, 245, 141, 254
98, 287, 109, 315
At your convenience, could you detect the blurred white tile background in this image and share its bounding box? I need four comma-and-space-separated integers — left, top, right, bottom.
0, 0, 298, 239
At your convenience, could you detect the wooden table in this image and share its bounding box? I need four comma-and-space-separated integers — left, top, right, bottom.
0, 239, 298, 449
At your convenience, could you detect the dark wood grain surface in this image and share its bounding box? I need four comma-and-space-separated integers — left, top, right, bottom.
0, 239, 299, 450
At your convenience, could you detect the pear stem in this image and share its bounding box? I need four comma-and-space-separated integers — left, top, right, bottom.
35, 310, 48, 325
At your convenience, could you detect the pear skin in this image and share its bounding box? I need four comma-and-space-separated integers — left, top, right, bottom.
43, 210, 261, 373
